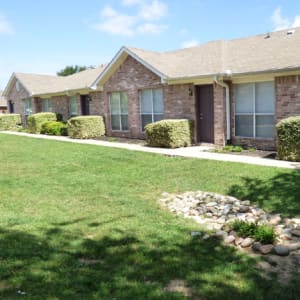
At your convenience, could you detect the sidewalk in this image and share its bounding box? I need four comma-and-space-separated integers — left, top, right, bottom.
1, 131, 300, 170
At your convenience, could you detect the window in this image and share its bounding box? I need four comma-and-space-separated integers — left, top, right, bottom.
69, 97, 77, 117
42, 99, 52, 112
110, 92, 128, 131
234, 82, 275, 138
140, 88, 163, 130
24, 99, 32, 116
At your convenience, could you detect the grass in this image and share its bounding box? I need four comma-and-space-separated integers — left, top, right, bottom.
0, 133, 299, 299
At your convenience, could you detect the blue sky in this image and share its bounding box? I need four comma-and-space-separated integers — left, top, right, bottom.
0, 0, 300, 89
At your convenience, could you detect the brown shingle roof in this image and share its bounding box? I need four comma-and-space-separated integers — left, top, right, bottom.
126, 27, 300, 79
13, 65, 106, 96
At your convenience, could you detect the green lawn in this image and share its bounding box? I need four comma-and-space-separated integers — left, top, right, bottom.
0, 133, 299, 299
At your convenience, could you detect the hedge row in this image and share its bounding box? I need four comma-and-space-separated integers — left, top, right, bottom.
276, 116, 300, 161
0, 114, 21, 130
145, 119, 194, 148
27, 112, 57, 133
68, 116, 105, 139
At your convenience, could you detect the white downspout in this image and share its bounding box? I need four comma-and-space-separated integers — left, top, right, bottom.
214, 75, 231, 141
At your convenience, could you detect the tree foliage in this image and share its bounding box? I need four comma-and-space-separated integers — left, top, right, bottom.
56, 65, 89, 76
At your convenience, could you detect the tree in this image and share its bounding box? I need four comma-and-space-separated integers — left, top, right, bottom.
56, 65, 90, 76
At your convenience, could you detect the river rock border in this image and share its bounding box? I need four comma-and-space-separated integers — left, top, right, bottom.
160, 191, 300, 262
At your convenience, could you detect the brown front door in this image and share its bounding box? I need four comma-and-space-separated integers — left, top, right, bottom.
80, 95, 90, 115
196, 85, 214, 143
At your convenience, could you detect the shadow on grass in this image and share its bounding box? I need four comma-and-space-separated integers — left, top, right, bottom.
228, 171, 300, 217
0, 225, 299, 299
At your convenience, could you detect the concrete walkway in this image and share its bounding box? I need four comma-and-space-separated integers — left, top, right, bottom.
1, 131, 300, 170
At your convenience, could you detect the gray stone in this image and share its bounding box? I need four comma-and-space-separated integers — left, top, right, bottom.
207, 202, 217, 207
273, 245, 290, 256
265, 255, 281, 266
291, 229, 300, 237
293, 255, 300, 265
259, 244, 274, 255
203, 234, 210, 240
287, 243, 300, 251
241, 200, 251, 206
239, 205, 250, 213
252, 242, 262, 252
214, 230, 228, 239
191, 231, 202, 237
269, 214, 282, 225
241, 237, 254, 248
235, 237, 244, 246
224, 235, 235, 244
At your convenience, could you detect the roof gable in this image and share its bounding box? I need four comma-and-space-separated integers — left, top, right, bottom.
92, 46, 168, 88
3, 65, 106, 98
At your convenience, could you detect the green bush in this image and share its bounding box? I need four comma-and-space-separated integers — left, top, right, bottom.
40, 121, 68, 136
145, 119, 194, 148
229, 220, 275, 244
0, 114, 22, 131
67, 116, 105, 139
276, 116, 300, 161
253, 224, 276, 244
27, 112, 57, 133
229, 220, 257, 237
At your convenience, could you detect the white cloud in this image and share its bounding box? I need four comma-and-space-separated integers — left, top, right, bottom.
94, 0, 168, 37
271, 7, 300, 31
292, 15, 300, 27
138, 0, 168, 21
0, 13, 14, 35
181, 39, 199, 48
94, 5, 136, 37
137, 23, 167, 34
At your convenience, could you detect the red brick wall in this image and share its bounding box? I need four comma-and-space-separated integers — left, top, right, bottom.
102, 55, 196, 139
213, 83, 226, 146
6, 80, 31, 123
275, 75, 300, 122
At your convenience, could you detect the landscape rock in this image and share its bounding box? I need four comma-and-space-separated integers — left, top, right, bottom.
160, 191, 300, 260
273, 245, 290, 256
252, 242, 262, 252
292, 255, 300, 265
224, 235, 235, 244
241, 237, 254, 248
259, 244, 274, 255
291, 229, 300, 237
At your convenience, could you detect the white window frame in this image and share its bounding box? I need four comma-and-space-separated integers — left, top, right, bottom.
234, 82, 275, 138
140, 88, 164, 131
109, 92, 128, 131
42, 99, 52, 112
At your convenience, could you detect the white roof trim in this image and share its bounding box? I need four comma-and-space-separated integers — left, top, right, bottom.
91, 46, 168, 88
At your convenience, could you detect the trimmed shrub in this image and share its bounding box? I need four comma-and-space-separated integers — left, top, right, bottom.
145, 119, 194, 148
67, 115, 105, 139
0, 114, 21, 130
276, 116, 300, 161
27, 112, 57, 133
40, 121, 68, 136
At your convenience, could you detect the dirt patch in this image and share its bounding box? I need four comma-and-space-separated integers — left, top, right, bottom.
164, 279, 193, 297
